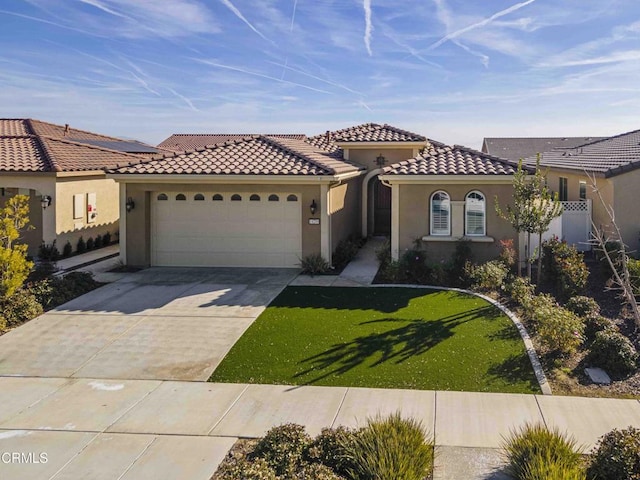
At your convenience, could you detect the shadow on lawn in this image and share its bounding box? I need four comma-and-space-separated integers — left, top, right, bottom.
487, 353, 540, 392
294, 305, 497, 385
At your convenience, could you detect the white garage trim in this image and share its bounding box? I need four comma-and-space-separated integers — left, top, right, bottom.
151, 191, 302, 267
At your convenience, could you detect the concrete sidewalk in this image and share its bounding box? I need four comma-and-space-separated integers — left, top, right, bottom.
1, 377, 639, 479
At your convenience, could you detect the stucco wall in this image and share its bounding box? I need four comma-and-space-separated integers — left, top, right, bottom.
329, 177, 361, 253
397, 183, 518, 263
612, 169, 640, 253
0, 175, 56, 255
346, 147, 419, 171
54, 175, 120, 252
123, 182, 322, 267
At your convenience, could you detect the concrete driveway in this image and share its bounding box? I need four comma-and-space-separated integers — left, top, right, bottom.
0, 267, 297, 381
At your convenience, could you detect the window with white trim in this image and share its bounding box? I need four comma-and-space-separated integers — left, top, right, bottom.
430, 191, 450, 236
465, 191, 486, 236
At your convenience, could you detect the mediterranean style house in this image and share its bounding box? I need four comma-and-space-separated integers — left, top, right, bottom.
0, 119, 162, 255
108, 123, 528, 268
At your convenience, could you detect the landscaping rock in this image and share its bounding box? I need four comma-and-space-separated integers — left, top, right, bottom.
585, 367, 612, 385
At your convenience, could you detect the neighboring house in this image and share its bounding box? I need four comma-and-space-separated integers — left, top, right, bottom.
109, 123, 526, 268
0, 119, 161, 256
482, 136, 606, 162
158, 134, 307, 152
519, 129, 640, 253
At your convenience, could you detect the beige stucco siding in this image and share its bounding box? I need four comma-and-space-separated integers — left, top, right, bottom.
54, 175, 120, 252
123, 182, 322, 268
329, 177, 361, 252
612, 169, 640, 252
397, 183, 518, 263
346, 147, 419, 171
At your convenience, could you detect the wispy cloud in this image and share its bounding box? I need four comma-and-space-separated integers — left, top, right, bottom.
166, 87, 199, 111
194, 59, 333, 94
429, 0, 537, 50
363, 0, 373, 56
77, 0, 130, 20
219, 0, 272, 43
541, 50, 640, 67
290, 0, 298, 32
267, 60, 363, 95
453, 40, 489, 68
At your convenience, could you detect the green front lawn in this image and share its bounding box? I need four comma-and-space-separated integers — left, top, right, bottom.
210, 287, 541, 394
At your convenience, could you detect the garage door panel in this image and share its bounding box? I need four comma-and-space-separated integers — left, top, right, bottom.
152, 191, 302, 267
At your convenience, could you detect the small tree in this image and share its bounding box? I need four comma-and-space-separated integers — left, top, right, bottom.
495, 157, 562, 281
586, 172, 640, 328
0, 195, 33, 299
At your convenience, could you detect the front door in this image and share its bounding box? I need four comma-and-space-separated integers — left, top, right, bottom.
373, 180, 391, 235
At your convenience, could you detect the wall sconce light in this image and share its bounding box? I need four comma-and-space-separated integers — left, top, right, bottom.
310, 199, 317, 215
376, 153, 386, 167
41, 195, 52, 209
125, 197, 135, 212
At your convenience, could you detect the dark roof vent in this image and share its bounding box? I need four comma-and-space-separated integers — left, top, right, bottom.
64, 124, 70, 136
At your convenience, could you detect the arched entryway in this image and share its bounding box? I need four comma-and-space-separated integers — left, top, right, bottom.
361, 169, 391, 237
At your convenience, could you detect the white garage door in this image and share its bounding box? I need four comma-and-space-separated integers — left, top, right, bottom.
152, 191, 302, 267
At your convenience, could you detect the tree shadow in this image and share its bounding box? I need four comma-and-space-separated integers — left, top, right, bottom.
294, 306, 496, 385
488, 323, 521, 342
487, 353, 540, 391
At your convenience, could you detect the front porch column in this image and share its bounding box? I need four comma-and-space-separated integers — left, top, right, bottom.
119, 182, 127, 264
320, 183, 331, 264
391, 183, 399, 261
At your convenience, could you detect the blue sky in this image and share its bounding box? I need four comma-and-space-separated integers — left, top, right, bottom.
1, 0, 639, 148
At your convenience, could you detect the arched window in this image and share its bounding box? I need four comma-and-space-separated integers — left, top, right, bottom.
465, 191, 486, 236
268, 194, 279, 202
430, 191, 450, 236
212, 194, 223, 201
157, 193, 168, 201
286, 194, 298, 202
231, 194, 242, 201
176, 193, 186, 201
194, 193, 205, 201
250, 194, 261, 201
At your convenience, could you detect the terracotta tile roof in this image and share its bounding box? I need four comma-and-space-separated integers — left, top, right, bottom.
158, 133, 307, 152
112, 135, 364, 176
0, 119, 150, 173
311, 123, 427, 144
383, 141, 523, 176
483, 136, 607, 162
522, 129, 640, 177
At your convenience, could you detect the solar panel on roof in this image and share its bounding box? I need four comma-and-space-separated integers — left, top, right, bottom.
71, 138, 158, 153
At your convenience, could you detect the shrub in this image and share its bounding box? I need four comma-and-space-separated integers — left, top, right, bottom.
62, 240, 73, 258
76, 236, 86, 254
536, 306, 584, 355
295, 462, 345, 479
630, 258, 640, 296
102, 231, 112, 246
587, 329, 638, 378
399, 248, 433, 284
502, 423, 584, 480
251, 423, 312, 476
375, 239, 391, 266
215, 457, 278, 480
506, 276, 536, 308
346, 412, 434, 480
469, 260, 509, 292
541, 237, 588, 299
29, 272, 100, 310
86, 237, 95, 250
300, 254, 331, 276
94, 234, 103, 249
0, 314, 6, 332
528, 293, 558, 327
332, 237, 361, 271
447, 240, 474, 287
565, 296, 600, 318
0, 290, 43, 328
499, 238, 518, 272
588, 427, 640, 480
305, 426, 357, 476
38, 241, 60, 261
584, 314, 617, 343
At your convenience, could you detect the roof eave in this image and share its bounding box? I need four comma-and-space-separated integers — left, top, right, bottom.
379, 174, 517, 184
106, 172, 363, 184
